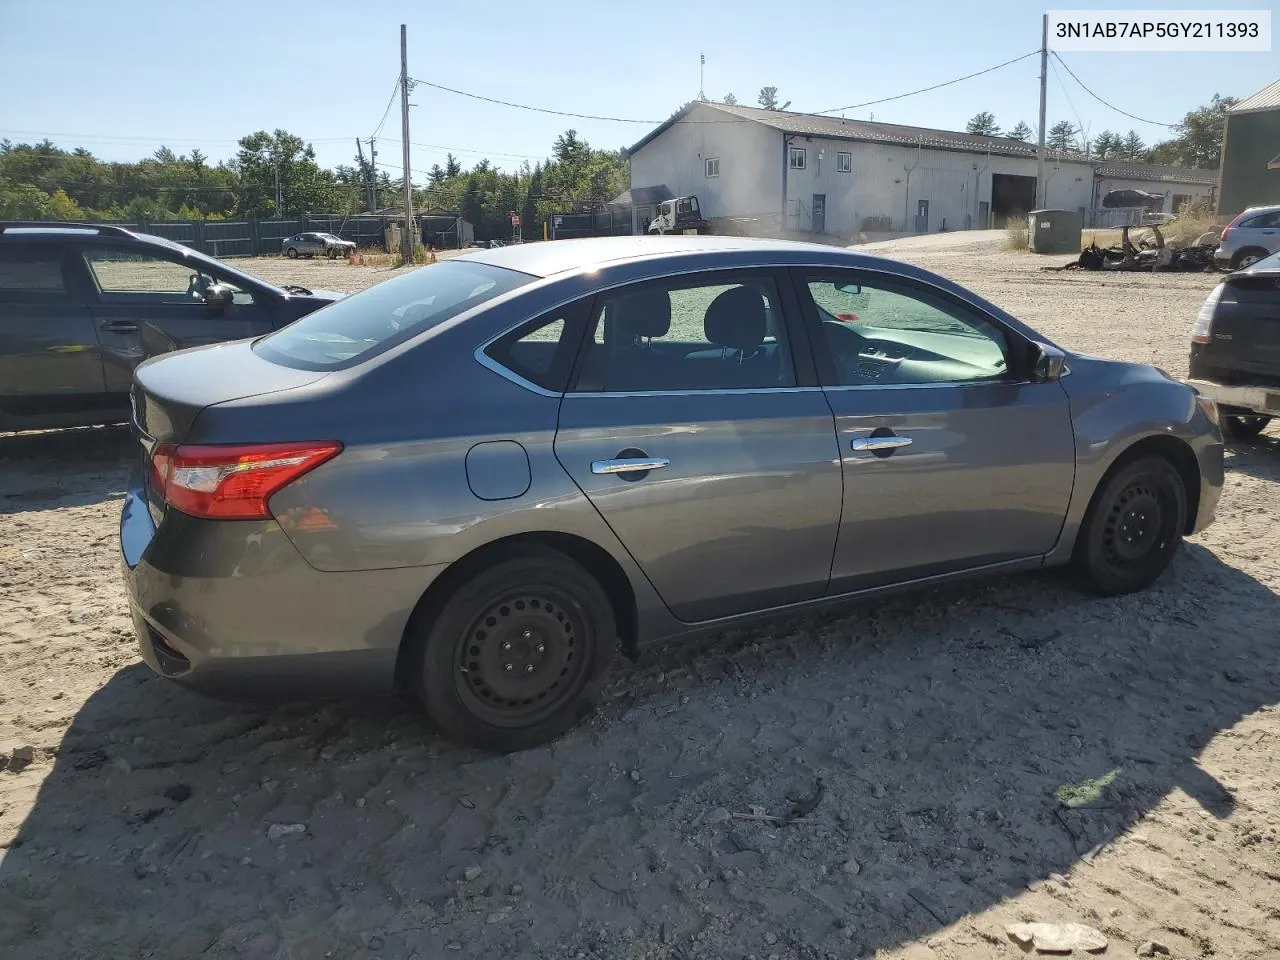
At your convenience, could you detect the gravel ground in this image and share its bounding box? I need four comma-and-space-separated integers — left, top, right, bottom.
1, 234, 1278, 960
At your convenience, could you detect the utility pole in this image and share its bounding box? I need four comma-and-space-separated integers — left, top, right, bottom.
368, 137, 378, 209
273, 162, 282, 218
699, 53, 705, 101
1036, 12, 1048, 209
399, 24, 414, 264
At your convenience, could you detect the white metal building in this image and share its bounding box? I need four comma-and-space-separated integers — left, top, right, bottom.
627, 102, 1212, 236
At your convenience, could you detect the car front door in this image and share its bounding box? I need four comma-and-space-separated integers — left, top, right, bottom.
553, 270, 843, 622
0, 240, 113, 428
795, 270, 1076, 592
79, 244, 278, 391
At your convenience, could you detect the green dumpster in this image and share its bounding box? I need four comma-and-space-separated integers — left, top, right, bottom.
1028, 208, 1082, 255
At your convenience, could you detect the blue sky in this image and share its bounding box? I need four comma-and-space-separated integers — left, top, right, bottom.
0, 0, 1273, 178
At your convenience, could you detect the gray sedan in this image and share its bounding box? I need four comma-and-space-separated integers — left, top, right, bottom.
281, 232, 356, 259
120, 237, 1224, 751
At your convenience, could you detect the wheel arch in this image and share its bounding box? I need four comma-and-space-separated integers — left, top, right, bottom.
394, 531, 640, 688
1085, 433, 1202, 536
1232, 245, 1270, 268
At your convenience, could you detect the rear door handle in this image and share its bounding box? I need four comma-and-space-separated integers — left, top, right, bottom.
851, 436, 913, 451
592, 457, 670, 475
100, 320, 139, 333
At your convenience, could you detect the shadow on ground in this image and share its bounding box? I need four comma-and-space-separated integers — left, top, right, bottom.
0, 426, 132, 513
1, 539, 1276, 959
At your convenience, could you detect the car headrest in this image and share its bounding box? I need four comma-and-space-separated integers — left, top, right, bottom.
705, 286, 767, 351
611, 289, 671, 340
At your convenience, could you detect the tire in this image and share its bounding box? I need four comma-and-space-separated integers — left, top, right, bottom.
285, 247, 298, 259
1073, 455, 1188, 596
1222, 414, 1271, 440
408, 549, 618, 752
327, 247, 337, 260
1231, 248, 1267, 270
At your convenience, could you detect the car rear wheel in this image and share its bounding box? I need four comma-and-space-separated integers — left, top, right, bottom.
1231, 248, 1267, 270
408, 549, 618, 752
1222, 414, 1271, 440
285, 247, 299, 259
1073, 455, 1187, 596
327, 247, 338, 260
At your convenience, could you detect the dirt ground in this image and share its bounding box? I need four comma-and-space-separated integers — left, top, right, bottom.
2, 235, 1278, 960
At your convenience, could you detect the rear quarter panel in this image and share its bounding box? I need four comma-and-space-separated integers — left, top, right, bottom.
1046, 354, 1223, 562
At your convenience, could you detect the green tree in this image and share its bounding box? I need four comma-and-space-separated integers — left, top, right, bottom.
1146, 94, 1236, 168
444, 153, 462, 178
1046, 120, 1078, 151
723, 93, 738, 105
1091, 130, 1119, 160
965, 112, 1001, 136
757, 86, 780, 110
1007, 120, 1033, 141
1121, 130, 1145, 160
233, 129, 337, 217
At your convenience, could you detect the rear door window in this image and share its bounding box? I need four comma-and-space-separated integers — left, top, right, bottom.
0, 246, 70, 302
253, 259, 532, 370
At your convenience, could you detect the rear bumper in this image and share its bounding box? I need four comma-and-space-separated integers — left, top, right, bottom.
119, 483, 446, 699
1187, 378, 1280, 418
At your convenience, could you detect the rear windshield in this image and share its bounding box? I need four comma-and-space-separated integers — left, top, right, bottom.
253, 260, 532, 370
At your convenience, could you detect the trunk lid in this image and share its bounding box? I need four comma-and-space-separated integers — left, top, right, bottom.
132, 339, 329, 445
1204, 270, 1280, 384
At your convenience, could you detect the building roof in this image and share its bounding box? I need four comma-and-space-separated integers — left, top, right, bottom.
1228, 79, 1280, 115
629, 101, 1059, 160
609, 185, 673, 206
1094, 161, 1218, 185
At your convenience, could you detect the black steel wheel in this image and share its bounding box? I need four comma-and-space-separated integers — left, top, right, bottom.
1223, 414, 1271, 441
409, 549, 617, 752
1073, 455, 1187, 596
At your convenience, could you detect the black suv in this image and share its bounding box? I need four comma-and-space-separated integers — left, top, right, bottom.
0, 221, 343, 432
1187, 249, 1280, 440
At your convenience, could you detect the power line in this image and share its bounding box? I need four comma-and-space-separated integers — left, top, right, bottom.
1050, 52, 1177, 128
407, 77, 664, 123
370, 75, 402, 140
814, 50, 1039, 115
1048, 56, 1089, 151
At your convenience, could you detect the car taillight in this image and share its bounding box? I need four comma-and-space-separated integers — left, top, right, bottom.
1191, 283, 1224, 345
149, 441, 341, 520
1221, 211, 1246, 242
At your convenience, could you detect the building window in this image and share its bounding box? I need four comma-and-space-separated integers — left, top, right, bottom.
1172, 193, 1191, 213
705, 157, 720, 178
789, 146, 807, 170
837, 152, 852, 173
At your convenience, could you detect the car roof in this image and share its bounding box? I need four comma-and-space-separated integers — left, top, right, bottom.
457, 235, 865, 279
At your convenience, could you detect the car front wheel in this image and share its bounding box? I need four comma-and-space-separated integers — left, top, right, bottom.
1223, 414, 1271, 440
408, 549, 618, 752
1073, 455, 1188, 596
285, 247, 298, 259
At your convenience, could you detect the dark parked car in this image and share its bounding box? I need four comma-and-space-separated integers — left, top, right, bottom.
1187, 248, 1280, 438
121, 236, 1223, 752
0, 221, 342, 432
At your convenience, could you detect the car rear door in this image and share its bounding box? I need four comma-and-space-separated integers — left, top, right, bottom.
794, 270, 1076, 592
0, 239, 114, 427
78, 242, 279, 391
552, 269, 843, 622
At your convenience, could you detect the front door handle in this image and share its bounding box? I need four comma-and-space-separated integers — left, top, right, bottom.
851, 436, 913, 451
100, 320, 139, 333
592, 457, 670, 475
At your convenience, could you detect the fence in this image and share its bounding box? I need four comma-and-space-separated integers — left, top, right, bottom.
549, 207, 635, 240
98, 215, 394, 257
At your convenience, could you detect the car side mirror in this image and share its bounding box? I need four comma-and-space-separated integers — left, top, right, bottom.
1032, 341, 1067, 382
202, 283, 235, 310
835, 283, 862, 295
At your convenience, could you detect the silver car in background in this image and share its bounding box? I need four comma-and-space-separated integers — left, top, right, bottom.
1215, 204, 1280, 270
281, 231, 357, 260
121, 237, 1224, 752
